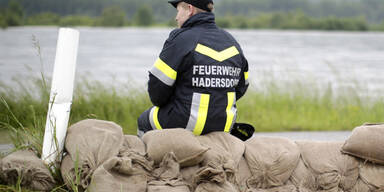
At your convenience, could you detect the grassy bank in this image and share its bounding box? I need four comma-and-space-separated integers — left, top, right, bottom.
1, 76, 383, 136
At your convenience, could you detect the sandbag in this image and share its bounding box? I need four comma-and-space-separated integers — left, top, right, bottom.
342, 123, 384, 165
236, 157, 252, 192
148, 152, 190, 192
195, 182, 238, 192
122, 135, 146, 155
0, 150, 55, 191
88, 149, 153, 192
194, 161, 238, 192
64, 119, 124, 189
297, 141, 359, 191
60, 154, 77, 189
197, 132, 245, 167
288, 157, 317, 192
244, 136, 300, 189
181, 165, 201, 191
245, 185, 297, 192
142, 129, 209, 167
359, 162, 384, 190
350, 179, 371, 192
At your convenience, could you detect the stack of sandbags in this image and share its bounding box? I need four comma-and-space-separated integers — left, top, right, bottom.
243, 136, 299, 191
0, 150, 55, 191
61, 119, 124, 189
296, 141, 359, 192
341, 123, 384, 191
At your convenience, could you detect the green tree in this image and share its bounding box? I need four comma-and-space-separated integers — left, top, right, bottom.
134, 5, 153, 26
60, 15, 95, 26
5, 0, 24, 26
0, 10, 7, 28
26, 12, 60, 25
98, 6, 126, 27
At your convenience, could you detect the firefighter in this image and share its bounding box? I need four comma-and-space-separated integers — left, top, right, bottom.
137, 0, 250, 137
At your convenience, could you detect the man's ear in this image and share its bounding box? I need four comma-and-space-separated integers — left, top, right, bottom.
188, 4, 195, 16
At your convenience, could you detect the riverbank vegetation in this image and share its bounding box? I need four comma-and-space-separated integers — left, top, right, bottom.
1, 74, 384, 136
1, 0, 384, 31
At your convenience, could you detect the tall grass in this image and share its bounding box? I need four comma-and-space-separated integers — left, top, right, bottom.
237, 81, 384, 132
1, 74, 384, 137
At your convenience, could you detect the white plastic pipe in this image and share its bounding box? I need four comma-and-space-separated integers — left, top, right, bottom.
42, 28, 79, 165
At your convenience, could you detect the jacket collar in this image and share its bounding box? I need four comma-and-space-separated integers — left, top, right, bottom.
181, 12, 216, 28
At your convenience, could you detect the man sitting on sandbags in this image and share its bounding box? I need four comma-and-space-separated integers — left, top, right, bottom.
137, 0, 253, 140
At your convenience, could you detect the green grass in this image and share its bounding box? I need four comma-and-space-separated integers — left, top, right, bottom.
237, 82, 384, 132
1, 74, 383, 136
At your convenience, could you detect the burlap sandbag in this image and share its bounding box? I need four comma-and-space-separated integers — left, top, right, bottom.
64, 119, 124, 188
359, 162, 384, 190
350, 179, 371, 192
148, 152, 190, 192
122, 135, 146, 155
197, 132, 245, 167
236, 157, 252, 192
193, 159, 238, 192
0, 150, 55, 191
60, 154, 78, 189
288, 157, 317, 192
297, 141, 359, 191
181, 165, 201, 191
342, 124, 384, 165
244, 136, 300, 189
142, 129, 209, 167
245, 184, 297, 192
88, 149, 153, 192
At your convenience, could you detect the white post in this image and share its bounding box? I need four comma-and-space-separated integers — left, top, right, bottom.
41, 28, 79, 165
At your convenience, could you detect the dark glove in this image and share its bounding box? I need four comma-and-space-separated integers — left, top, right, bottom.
230, 123, 255, 141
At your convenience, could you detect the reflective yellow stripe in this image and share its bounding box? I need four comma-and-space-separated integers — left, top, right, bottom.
153, 107, 162, 130
154, 58, 177, 80
224, 92, 236, 132
195, 44, 240, 62
244, 72, 249, 81
193, 94, 210, 135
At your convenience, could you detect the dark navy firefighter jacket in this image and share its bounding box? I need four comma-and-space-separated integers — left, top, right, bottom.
147, 12, 249, 135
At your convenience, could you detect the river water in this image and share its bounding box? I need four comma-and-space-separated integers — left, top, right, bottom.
0, 27, 383, 152
1, 27, 384, 96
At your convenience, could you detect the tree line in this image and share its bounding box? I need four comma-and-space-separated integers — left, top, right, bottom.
1, 0, 384, 31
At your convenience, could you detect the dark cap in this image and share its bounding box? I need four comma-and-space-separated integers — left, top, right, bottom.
168, 0, 214, 12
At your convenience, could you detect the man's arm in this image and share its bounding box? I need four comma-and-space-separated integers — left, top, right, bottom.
147, 31, 186, 107
148, 73, 174, 107
235, 55, 249, 100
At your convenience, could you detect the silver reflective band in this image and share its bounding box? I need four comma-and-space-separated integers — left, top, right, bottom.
150, 67, 176, 86
149, 107, 158, 130
186, 93, 202, 132
230, 103, 237, 132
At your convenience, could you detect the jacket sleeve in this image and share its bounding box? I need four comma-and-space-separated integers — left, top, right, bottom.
235, 54, 249, 100
147, 31, 186, 107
